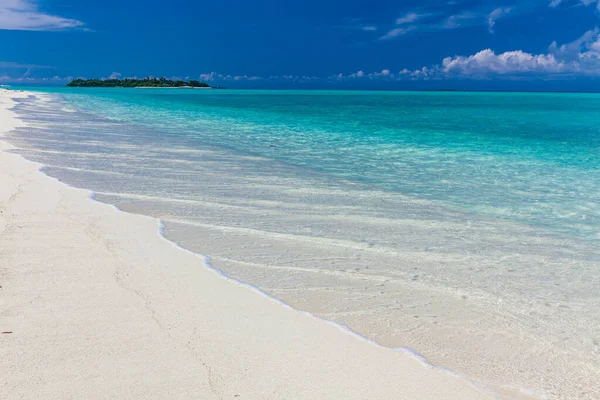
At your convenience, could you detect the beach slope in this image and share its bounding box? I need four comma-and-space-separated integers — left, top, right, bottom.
0, 90, 492, 400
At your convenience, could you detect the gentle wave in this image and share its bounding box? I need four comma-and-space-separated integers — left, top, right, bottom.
8, 90, 600, 399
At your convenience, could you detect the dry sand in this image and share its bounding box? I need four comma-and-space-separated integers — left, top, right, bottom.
0, 89, 496, 399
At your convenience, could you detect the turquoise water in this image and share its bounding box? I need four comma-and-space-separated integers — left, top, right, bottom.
25, 88, 600, 241
7, 88, 600, 399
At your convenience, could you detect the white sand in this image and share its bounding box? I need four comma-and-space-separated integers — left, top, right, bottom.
0, 90, 495, 399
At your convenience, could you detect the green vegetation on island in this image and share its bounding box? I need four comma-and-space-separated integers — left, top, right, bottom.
67, 77, 212, 88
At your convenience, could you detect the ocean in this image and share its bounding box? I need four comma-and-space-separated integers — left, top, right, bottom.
7, 88, 600, 399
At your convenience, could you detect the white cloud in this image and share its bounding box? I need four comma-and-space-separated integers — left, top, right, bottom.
344, 18, 377, 33
271, 75, 318, 82
108, 72, 122, 80
0, 74, 71, 83
380, 11, 437, 40
12, 29, 600, 86
343, 71, 360, 79
199, 72, 218, 81
584, 0, 600, 8
550, 0, 600, 9
335, 69, 397, 81
0, 61, 52, 69
0, 60, 54, 81
379, 26, 416, 40
380, 6, 504, 40
381, 0, 600, 42
488, 8, 511, 33
442, 12, 477, 30
428, 28, 600, 77
396, 12, 426, 25
548, 28, 599, 59
0, 0, 84, 31
341, 28, 600, 80
199, 72, 262, 82
440, 49, 565, 75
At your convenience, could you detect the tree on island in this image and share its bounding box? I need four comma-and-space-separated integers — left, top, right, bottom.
67, 77, 212, 88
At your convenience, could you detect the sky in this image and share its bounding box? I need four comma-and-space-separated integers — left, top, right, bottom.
2, 0, 600, 89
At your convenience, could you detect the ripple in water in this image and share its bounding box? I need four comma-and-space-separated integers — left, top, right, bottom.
7, 90, 600, 400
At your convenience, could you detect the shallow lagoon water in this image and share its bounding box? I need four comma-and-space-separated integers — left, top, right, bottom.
7, 89, 600, 399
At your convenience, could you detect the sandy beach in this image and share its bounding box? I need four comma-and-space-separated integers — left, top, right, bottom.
0, 89, 501, 399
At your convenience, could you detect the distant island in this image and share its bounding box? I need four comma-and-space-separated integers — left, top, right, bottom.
67, 77, 213, 88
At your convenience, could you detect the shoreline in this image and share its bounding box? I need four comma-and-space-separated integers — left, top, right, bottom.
0, 90, 499, 398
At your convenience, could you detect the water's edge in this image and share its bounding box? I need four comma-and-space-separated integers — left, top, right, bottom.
0, 91, 522, 399
13, 89, 599, 399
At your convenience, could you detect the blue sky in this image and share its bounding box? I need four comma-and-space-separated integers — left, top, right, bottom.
2, 0, 600, 89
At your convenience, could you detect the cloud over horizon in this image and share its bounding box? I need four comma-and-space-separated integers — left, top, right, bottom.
4, 27, 600, 86
340, 28, 600, 80
438, 28, 600, 77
